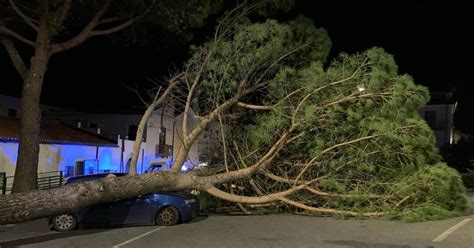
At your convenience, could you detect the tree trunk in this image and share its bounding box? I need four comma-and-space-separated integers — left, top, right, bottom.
172, 142, 192, 172
1, 172, 199, 224
11, 40, 50, 193
129, 77, 180, 174
129, 104, 155, 175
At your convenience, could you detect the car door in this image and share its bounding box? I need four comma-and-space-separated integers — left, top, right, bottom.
109, 196, 153, 226
80, 203, 114, 227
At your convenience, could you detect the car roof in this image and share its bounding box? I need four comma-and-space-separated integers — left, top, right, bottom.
66, 173, 127, 184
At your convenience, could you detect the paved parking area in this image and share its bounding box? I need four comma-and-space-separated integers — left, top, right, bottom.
0, 192, 472, 248
0, 213, 473, 248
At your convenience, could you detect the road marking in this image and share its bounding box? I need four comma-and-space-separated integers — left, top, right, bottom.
112, 226, 166, 248
432, 218, 472, 242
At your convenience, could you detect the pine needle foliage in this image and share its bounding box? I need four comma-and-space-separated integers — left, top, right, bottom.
188, 11, 468, 222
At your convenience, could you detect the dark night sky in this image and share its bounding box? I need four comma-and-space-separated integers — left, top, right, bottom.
1, 1, 473, 132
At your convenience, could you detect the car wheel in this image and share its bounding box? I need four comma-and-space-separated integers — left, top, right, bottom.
52, 214, 77, 231
155, 206, 180, 226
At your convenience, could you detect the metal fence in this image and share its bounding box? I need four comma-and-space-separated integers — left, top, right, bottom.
37, 171, 63, 190
0, 172, 6, 195
0, 171, 63, 195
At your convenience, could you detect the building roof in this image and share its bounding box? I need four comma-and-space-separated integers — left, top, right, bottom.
0, 116, 117, 147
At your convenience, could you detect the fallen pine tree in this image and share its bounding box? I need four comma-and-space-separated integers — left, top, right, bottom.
0, 3, 468, 225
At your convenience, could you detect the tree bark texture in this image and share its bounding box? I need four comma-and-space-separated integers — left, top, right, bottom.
129, 104, 154, 175
11, 19, 50, 193
1, 172, 203, 224
0, 132, 288, 225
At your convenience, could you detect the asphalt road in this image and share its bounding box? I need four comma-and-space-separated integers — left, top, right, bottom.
0, 212, 473, 248
0, 192, 472, 248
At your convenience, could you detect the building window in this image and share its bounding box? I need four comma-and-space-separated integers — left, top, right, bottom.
159, 127, 166, 152
64, 166, 74, 177
128, 125, 138, 140
8, 108, 17, 117
424, 111, 436, 129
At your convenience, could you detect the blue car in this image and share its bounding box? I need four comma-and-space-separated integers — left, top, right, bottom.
49, 173, 200, 231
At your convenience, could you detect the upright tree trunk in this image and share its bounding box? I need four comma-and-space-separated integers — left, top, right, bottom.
7, 0, 144, 192
129, 78, 180, 175
171, 143, 192, 172
11, 35, 50, 193
129, 104, 154, 175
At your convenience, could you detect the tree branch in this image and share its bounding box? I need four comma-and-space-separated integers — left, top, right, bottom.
206, 127, 295, 184
290, 66, 367, 126
204, 176, 311, 204
183, 49, 212, 138
171, 82, 251, 172
129, 73, 182, 175
50, 0, 112, 54
0, 35, 27, 79
236, 102, 276, 110
53, 0, 72, 27
293, 134, 379, 184
320, 135, 379, 155
260, 170, 307, 184
0, 26, 34, 46
98, 17, 126, 24
322, 92, 393, 109
9, 0, 39, 31
278, 197, 383, 217
51, 1, 153, 54
89, 16, 141, 36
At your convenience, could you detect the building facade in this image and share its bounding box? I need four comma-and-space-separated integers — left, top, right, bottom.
418, 91, 457, 148
0, 94, 200, 178
0, 116, 122, 177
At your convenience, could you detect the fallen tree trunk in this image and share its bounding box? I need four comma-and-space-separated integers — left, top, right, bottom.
0, 3, 467, 226
0, 172, 199, 225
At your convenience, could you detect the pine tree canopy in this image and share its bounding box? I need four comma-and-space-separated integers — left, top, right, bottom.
189, 14, 468, 221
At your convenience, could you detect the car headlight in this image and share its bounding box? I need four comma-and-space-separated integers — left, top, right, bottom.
185, 199, 197, 204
